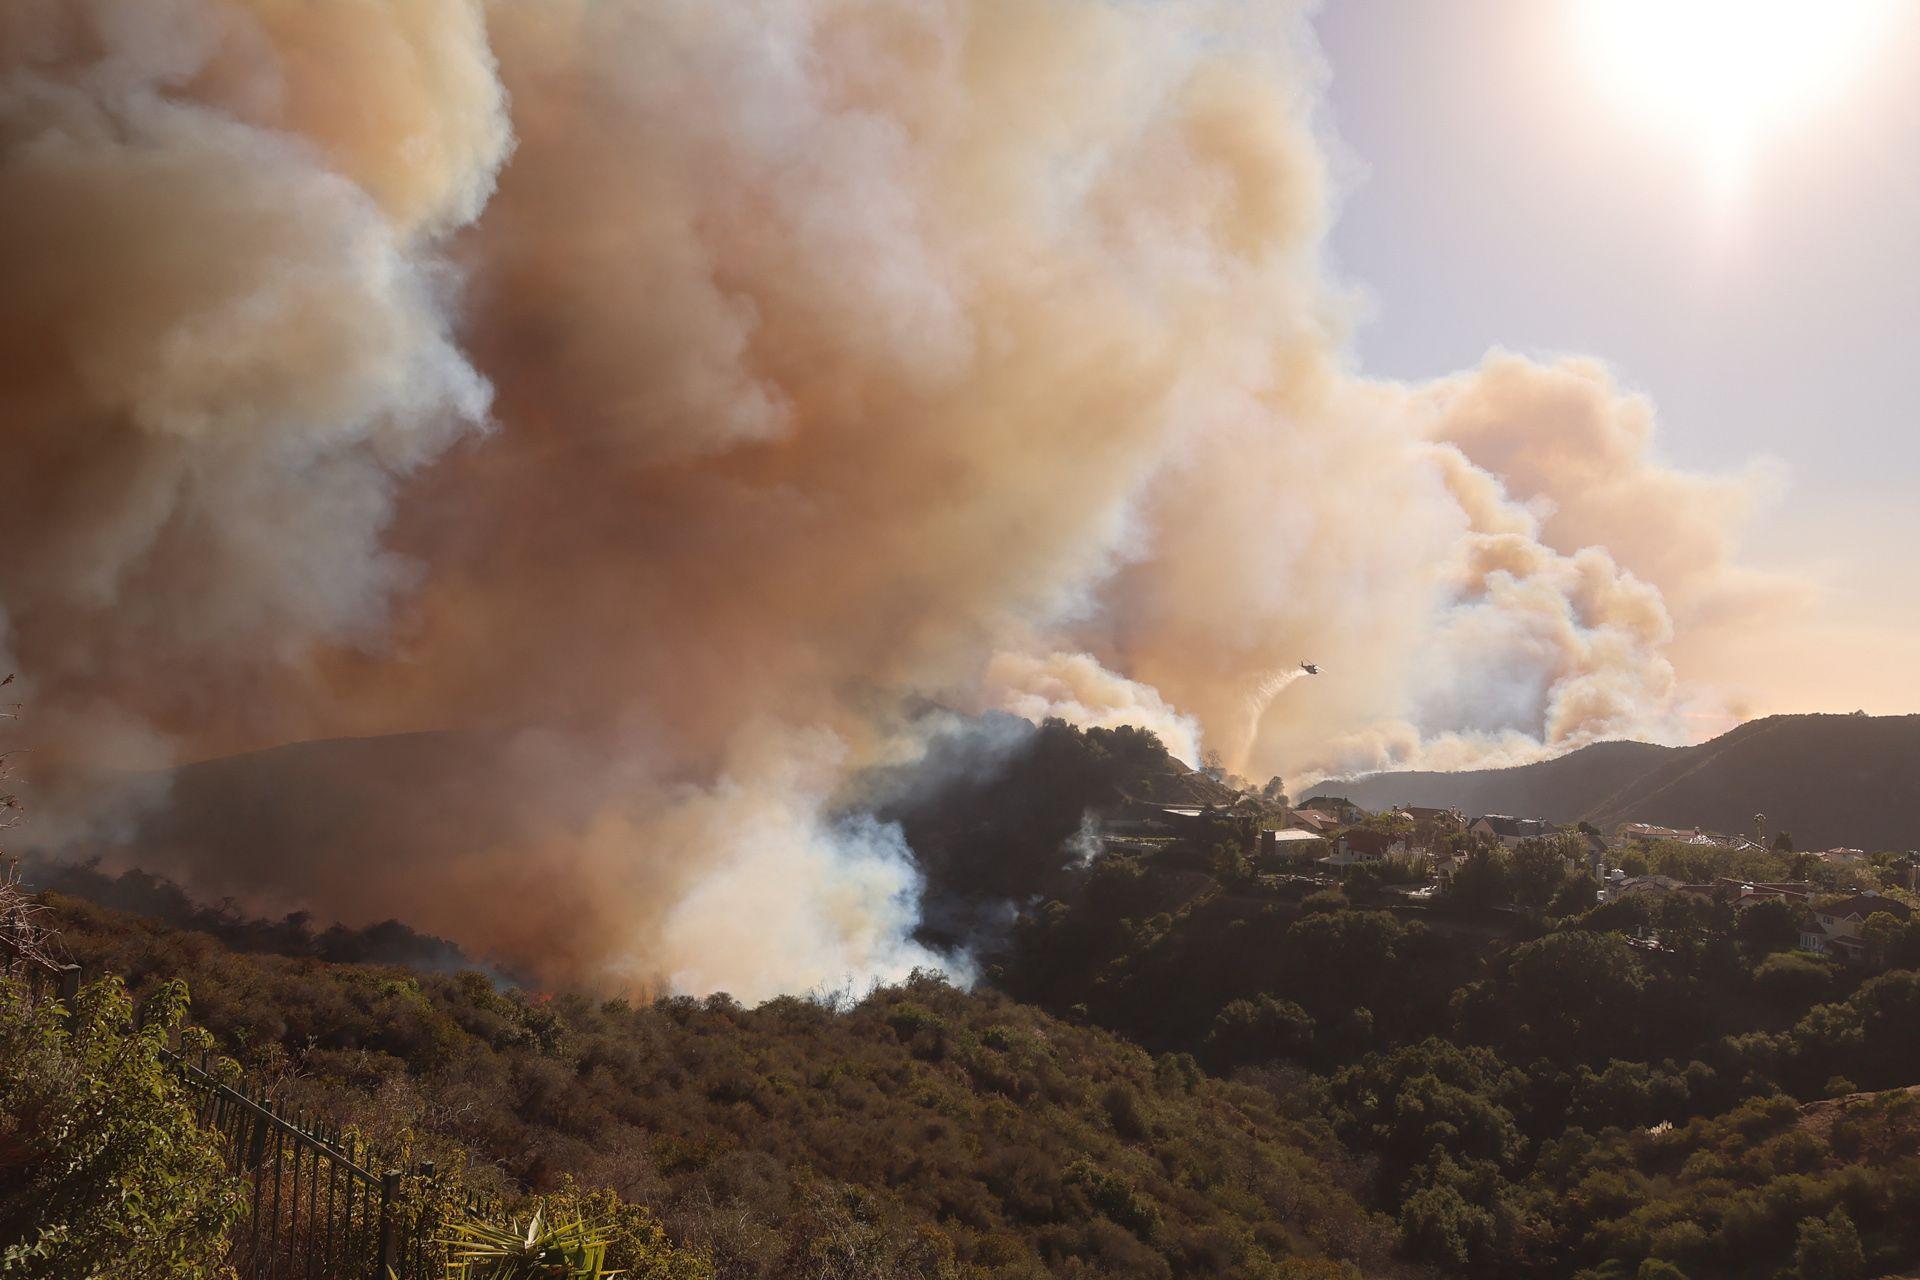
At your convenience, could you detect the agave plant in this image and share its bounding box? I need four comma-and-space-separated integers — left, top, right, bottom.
442, 1210, 622, 1279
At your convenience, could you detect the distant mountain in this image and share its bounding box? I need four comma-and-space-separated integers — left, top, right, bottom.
1305, 739, 1677, 825
1306, 713, 1920, 851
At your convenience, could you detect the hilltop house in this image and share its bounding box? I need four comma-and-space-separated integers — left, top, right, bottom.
1614, 822, 1742, 850
1285, 807, 1343, 835
1320, 826, 1406, 871
1800, 891, 1912, 964
1300, 796, 1366, 825
1396, 805, 1465, 829
1726, 880, 1813, 909
1610, 874, 1683, 899
1394, 806, 1465, 858
1615, 822, 1691, 845
1469, 814, 1556, 848
1259, 826, 1330, 865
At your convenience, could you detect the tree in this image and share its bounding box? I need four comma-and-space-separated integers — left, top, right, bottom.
1793, 1206, 1864, 1280
1399, 1181, 1487, 1266
1332, 1039, 1525, 1180
1510, 838, 1573, 911
1201, 749, 1226, 782
1788, 969, 1920, 1091
1736, 898, 1803, 955
1447, 845, 1510, 909
0, 975, 242, 1279
1344, 863, 1385, 897
1204, 995, 1313, 1068
1859, 910, 1906, 967
1282, 910, 1408, 1020
1549, 877, 1598, 918
1752, 950, 1838, 1010
1206, 841, 1253, 888
1504, 931, 1646, 1061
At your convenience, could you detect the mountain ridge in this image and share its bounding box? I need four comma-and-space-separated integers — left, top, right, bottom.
1306, 712, 1920, 850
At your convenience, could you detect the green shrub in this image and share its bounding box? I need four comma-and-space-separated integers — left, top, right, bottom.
0, 975, 242, 1279
1794, 1206, 1865, 1280
445, 1210, 618, 1279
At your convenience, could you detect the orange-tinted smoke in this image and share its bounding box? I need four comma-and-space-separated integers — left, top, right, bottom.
1, 0, 1796, 993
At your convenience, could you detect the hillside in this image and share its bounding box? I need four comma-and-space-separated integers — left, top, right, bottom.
37, 728, 579, 929
40, 894, 1399, 1280
1303, 739, 1676, 827
39, 715, 1226, 956
1307, 713, 1920, 849
19, 732, 1920, 1279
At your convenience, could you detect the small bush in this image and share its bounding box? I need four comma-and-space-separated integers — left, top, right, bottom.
0, 975, 242, 1279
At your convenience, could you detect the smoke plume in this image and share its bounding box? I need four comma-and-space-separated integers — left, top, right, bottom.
0, 0, 1793, 994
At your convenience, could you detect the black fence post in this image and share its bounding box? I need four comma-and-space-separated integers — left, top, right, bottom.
250, 1097, 273, 1169
375, 1169, 402, 1280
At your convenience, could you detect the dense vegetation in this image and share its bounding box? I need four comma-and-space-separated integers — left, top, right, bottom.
9, 719, 1920, 1279
41, 892, 1395, 1280
27, 858, 477, 970
984, 752, 1920, 1276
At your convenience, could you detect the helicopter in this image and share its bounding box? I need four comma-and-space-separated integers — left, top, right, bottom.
1299, 661, 1320, 676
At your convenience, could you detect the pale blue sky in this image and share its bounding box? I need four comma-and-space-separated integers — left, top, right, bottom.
1312, 0, 1920, 710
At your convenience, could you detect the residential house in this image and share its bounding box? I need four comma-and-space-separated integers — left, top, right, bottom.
1396, 805, 1466, 829
1300, 795, 1367, 825
1615, 822, 1690, 845
1395, 806, 1466, 858
1722, 880, 1812, 910
1800, 891, 1912, 964
1469, 814, 1556, 848
1610, 878, 1723, 904
1285, 807, 1343, 836
1608, 874, 1685, 901
1259, 827, 1330, 865
1320, 826, 1406, 871
1614, 822, 1736, 849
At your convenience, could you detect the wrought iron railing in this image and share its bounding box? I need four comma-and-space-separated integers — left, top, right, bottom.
3, 936, 489, 1279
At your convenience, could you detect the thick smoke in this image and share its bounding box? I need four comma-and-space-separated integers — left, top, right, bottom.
0, 0, 505, 757
981, 651, 1205, 768
1, 0, 1790, 994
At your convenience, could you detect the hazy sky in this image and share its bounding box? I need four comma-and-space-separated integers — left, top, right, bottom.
1314, 0, 1920, 713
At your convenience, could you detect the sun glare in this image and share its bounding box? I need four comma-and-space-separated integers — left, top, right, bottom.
1570, 0, 1897, 196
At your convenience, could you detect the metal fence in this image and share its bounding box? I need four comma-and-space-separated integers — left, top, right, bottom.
3, 939, 479, 1280
173, 1047, 419, 1280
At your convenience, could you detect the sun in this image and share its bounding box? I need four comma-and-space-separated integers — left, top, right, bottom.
1570, 0, 1897, 195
